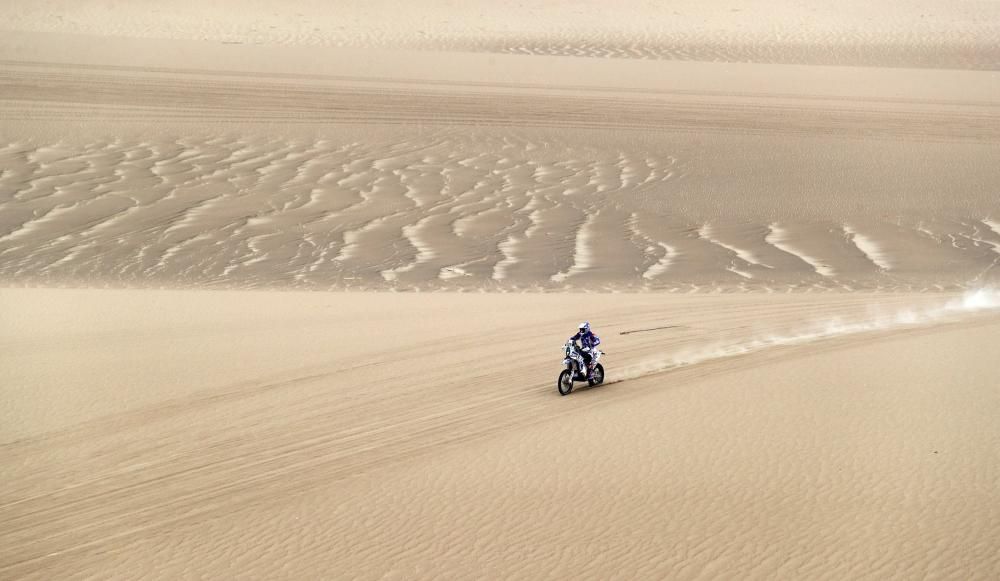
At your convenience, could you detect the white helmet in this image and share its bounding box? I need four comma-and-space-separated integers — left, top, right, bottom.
578, 321, 590, 334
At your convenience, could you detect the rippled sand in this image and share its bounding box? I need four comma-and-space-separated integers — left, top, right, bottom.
1, 43, 998, 291
2, 128, 999, 291
2, 2, 1000, 579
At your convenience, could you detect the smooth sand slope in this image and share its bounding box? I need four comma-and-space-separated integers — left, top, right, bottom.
3, 0, 1000, 69
2, 289, 1000, 579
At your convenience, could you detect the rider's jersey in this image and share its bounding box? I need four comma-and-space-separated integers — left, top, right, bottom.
570, 330, 601, 350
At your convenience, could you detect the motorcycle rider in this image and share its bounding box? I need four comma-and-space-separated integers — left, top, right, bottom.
569, 321, 601, 378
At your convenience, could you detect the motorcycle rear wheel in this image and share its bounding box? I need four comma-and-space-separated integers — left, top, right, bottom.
588, 364, 605, 387
557, 369, 574, 396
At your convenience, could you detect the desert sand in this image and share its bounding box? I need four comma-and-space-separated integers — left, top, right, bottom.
2, 1, 1000, 579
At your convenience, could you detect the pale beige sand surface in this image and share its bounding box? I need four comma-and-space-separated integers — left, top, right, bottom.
2, 0, 1000, 69
3, 1, 1000, 578
2, 289, 999, 579
2, 32, 999, 291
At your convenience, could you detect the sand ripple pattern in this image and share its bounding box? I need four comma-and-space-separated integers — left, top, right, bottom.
1, 134, 998, 291
0, 134, 669, 290
492, 34, 1000, 71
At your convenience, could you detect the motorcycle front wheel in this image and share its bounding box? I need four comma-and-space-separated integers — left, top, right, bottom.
557, 369, 574, 396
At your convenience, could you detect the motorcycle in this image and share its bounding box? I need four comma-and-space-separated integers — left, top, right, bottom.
557, 341, 605, 396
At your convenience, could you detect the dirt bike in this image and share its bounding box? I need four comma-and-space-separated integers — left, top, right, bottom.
557, 341, 605, 396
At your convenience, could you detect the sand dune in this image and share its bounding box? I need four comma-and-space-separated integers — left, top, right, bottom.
2, 26, 998, 292
1, 128, 997, 291
3, 1, 1000, 578
2, 0, 1000, 69
3, 289, 999, 579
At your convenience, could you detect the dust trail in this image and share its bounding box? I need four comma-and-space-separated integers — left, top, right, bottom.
618, 288, 1000, 381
